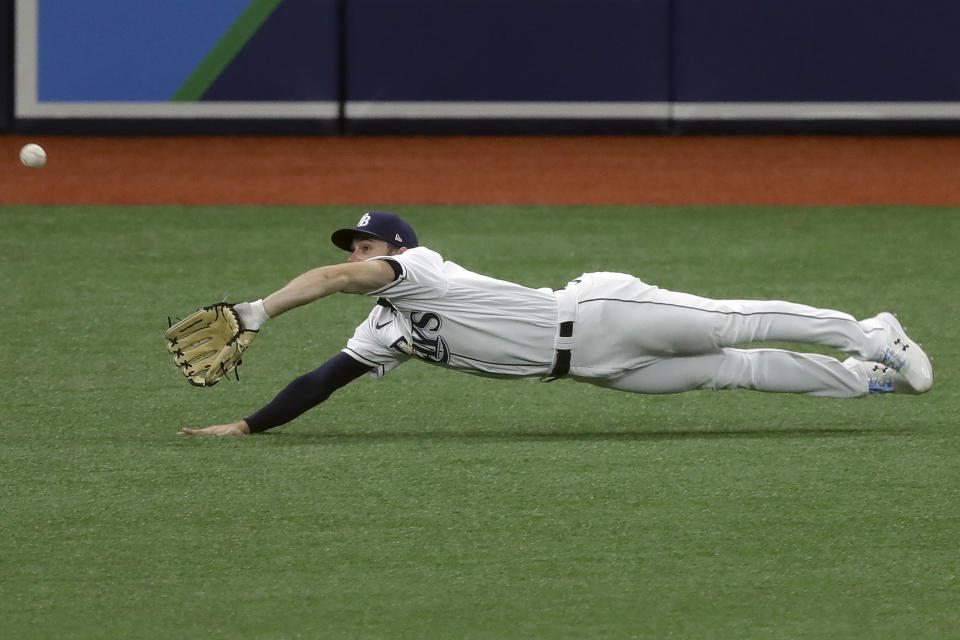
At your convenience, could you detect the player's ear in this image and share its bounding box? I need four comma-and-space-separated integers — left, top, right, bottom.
393, 247, 408, 255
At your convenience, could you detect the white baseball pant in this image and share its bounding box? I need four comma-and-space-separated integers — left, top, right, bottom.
564, 272, 886, 398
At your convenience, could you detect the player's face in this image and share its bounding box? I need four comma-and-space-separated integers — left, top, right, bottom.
348, 235, 401, 262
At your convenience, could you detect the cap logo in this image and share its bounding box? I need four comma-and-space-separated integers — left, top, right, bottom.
357, 213, 372, 227
395, 233, 402, 242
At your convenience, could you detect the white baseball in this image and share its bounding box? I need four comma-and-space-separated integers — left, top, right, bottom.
20, 143, 47, 168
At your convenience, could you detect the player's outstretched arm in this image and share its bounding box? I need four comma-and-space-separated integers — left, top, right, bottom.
177, 353, 373, 436
179, 421, 251, 436
263, 260, 396, 318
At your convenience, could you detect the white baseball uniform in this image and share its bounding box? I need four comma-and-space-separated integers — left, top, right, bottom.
343, 246, 886, 398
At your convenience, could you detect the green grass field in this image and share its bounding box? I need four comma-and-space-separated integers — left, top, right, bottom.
1, 205, 957, 639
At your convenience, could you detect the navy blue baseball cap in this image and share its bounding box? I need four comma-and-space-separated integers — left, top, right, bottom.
331, 211, 419, 251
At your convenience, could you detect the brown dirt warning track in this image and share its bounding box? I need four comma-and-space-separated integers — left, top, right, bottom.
2, 135, 959, 206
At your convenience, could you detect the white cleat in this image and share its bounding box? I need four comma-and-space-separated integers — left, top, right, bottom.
862, 312, 933, 393
843, 358, 920, 395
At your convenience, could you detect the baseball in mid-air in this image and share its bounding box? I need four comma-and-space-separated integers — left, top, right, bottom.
20, 143, 47, 168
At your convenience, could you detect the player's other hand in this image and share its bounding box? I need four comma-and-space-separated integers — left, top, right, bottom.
178, 420, 251, 436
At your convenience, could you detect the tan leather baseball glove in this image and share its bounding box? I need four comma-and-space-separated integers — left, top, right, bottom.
165, 303, 257, 387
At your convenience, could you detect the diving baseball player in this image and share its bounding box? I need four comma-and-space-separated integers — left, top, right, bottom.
168, 212, 934, 436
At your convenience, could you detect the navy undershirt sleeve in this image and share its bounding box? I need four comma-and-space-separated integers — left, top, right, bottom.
244, 352, 372, 433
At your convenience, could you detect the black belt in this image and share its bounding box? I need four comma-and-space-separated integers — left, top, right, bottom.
546, 320, 574, 380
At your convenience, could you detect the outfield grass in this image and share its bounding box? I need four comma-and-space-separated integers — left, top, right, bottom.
1, 205, 958, 639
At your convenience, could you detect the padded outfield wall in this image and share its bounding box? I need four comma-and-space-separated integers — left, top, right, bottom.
12, 0, 341, 133
7, 0, 960, 133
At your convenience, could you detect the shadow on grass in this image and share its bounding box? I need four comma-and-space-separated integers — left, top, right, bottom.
248, 426, 909, 445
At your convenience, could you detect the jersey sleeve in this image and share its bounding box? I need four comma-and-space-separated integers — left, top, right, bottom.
364, 247, 449, 302
342, 306, 411, 379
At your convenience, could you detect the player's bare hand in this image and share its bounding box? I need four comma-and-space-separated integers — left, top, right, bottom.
178, 420, 251, 436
